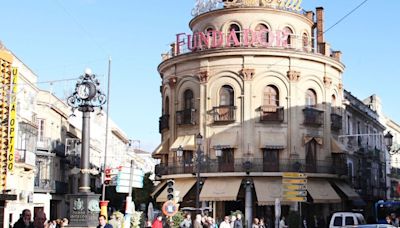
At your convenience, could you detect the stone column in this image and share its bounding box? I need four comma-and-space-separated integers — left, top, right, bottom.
245, 180, 253, 228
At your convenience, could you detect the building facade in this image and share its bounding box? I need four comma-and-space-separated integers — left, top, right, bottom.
153, 1, 360, 226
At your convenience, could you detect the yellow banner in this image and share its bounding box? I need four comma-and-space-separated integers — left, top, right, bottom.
7, 67, 18, 172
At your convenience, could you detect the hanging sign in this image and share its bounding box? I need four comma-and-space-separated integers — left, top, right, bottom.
7, 67, 18, 172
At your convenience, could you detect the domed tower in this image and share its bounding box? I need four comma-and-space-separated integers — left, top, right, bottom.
154, 1, 347, 224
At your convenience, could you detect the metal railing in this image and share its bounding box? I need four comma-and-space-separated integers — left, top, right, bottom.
176, 109, 196, 125
36, 137, 51, 151
303, 108, 324, 126
213, 106, 236, 123
259, 106, 284, 122
34, 179, 56, 193
155, 158, 347, 176
159, 114, 169, 133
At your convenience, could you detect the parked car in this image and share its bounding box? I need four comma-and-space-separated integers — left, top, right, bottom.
329, 212, 366, 228
353, 225, 396, 228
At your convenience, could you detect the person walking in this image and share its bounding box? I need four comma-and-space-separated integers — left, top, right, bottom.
180, 214, 192, 228
220, 216, 231, 228
194, 214, 203, 228
14, 209, 34, 228
234, 214, 243, 228
152, 215, 163, 228
279, 217, 288, 228
252, 218, 259, 228
97, 215, 113, 228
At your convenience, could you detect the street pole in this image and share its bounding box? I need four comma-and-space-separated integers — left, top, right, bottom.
124, 159, 135, 228
100, 57, 112, 217
196, 144, 201, 213
79, 110, 92, 192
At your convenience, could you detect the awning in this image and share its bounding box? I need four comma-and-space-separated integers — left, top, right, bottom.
152, 137, 170, 157
199, 177, 242, 201
259, 132, 286, 149
151, 181, 166, 198
307, 180, 341, 203
304, 136, 323, 145
331, 138, 346, 154
156, 178, 196, 202
210, 132, 238, 149
170, 135, 195, 151
333, 181, 360, 200
253, 178, 288, 206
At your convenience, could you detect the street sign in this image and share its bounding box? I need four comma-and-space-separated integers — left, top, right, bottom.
162, 200, 179, 217
282, 184, 307, 190
283, 190, 307, 197
283, 172, 307, 178
282, 179, 307, 184
284, 196, 307, 202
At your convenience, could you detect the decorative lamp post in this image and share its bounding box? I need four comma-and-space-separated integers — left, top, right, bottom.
177, 145, 184, 158
195, 133, 203, 212
67, 68, 106, 227
385, 131, 400, 155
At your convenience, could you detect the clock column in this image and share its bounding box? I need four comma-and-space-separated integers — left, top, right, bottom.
67, 69, 106, 227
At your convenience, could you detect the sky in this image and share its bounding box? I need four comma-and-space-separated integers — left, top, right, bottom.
1, 0, 399, 152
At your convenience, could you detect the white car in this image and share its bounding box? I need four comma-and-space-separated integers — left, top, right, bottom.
329, 212, 366, 228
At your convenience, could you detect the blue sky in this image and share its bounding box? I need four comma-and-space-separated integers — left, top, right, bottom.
2, 0, 399, 151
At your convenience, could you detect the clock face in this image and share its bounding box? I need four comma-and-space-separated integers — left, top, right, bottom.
77, 83, 92, 99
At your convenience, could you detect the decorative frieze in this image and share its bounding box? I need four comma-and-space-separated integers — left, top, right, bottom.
168, 77, 177, 88
240, 68, 255, 81
323, 76, 332, 88
287, 70, 300, 82
198, 71, 209, 83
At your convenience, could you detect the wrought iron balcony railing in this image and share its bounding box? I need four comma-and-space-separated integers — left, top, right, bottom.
213, 106, 236, 123
303, 108, 324, 126
331, 113, 342, 131
34, 179, 56, 193
159, 114, 169, 133
36, 137, 51, 151
259, 106, 284, 122
155, 158, 347, 176
176, 109, 196, 125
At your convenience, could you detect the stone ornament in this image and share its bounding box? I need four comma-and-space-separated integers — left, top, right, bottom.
73, 198, 84, 211
240, 68, 255, 80
287, 70, 300, 82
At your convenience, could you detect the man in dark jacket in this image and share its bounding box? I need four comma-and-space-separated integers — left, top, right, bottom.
234, 214, 243, 228
13, 209, 34, 228
97, 215, 113, 228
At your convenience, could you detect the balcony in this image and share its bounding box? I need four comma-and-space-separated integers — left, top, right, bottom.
155, 158, 347, 176
52, 141, 66, 157
331, 113, 342, 131
303, 108, 324, 126
213, 106, 236, 123
36, 137, 51, 151
15, 149, 36, 167
259, 106, 284, 122
159, 114, 169, 133
176, 109, 196, 125
34, 179, 55, 193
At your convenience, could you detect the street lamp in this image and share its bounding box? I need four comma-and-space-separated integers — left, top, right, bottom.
195, 133, 203, 212
385, 132, 400, 155
67, 68, 106, 227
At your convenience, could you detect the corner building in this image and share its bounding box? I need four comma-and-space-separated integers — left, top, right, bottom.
154, 1, 354, 225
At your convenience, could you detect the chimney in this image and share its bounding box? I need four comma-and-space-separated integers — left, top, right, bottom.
316, 7, 324, 44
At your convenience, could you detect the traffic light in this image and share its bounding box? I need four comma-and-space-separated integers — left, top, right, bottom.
104, 168, 111, 185
166, 179, 175, 201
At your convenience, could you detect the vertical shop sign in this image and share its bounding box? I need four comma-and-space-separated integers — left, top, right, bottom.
7, 67, 18, 172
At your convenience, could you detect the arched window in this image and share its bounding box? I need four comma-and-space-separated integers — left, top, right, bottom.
228, 24, 241, 43
283, 27, 294, 47
305, 139, 317, 172
220, 85, 234, 106
165, 96, 170, 114
331, 94, 336, 113
255, 23, 269, 44
263, 85, 279, 106
305, 89, 317, 107
183, 89, 194, 110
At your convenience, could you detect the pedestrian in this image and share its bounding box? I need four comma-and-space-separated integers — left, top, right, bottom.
152, 215, 163, 228
33, 210, 47, 228
194, 214, 203, 228
230, 215, 236, 228
14, 209, 34, 228
259, 218, 266, 228
97, 215, 113, 228
208, 217, 217, 228
279, 217, 288, 228
252, 218, 259, 228
234, 214, 243, 228
180, 213, 192, 228
220, 216, 231, 228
